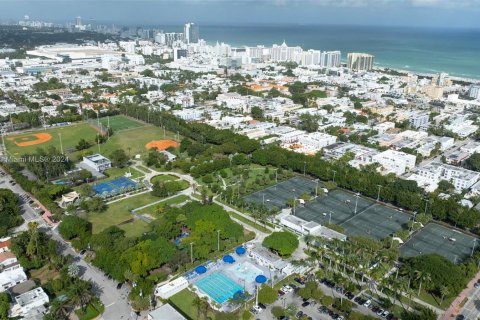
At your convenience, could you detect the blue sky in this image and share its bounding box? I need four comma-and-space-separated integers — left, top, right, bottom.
0, 0, 479, 28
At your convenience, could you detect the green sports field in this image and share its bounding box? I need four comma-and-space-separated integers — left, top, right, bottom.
96, 115, 144, 132
4, 123, 99, 156
72, 124, 180, 161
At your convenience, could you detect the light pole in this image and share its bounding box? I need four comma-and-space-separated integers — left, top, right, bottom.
354, 193, 360, 215
303, 160, 306, 176
329, 211, 333, 225
190, 242, 194, 264
472, 239, 477, 257
262, 193, 265, 206
332, 170, 337, 183
217, 230, 220, 252
410, 211, 417, 232
58, 133, 64, 155
376, 185, 382, 202
315, 180, 319, 198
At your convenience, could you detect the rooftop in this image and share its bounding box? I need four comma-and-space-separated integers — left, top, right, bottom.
148, 303, 187, 320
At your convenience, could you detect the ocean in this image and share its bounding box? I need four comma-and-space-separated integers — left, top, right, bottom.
194, 25, 480, 80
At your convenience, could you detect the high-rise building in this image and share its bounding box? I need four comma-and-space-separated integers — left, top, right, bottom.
270, 41, 303, 62
347, 53, 374, 71
75, 16, 82, 26
321, 51, 341, 68
469, 85, 480, 100
184, 23, 199, 44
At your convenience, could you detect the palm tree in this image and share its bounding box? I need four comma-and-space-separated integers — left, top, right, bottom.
414, 270, 431, 297
68, 279, 94, 311
193, 296, 202, 319
440, 285, 450, 305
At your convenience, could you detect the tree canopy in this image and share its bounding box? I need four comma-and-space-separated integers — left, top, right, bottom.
262, 231, 299, 257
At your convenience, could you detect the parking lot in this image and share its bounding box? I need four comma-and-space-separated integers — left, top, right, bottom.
254, 277, 385, 320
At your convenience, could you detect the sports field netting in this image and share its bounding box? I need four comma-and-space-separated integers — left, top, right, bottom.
93, 177, 138, 195
89, 115, 144, 133
244, 176, 318, 210
294, 189, 411, 240
400, 223, 477, 263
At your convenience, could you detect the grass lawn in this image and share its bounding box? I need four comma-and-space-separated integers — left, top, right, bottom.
137, 165, 152, 173
416, 289, 453, 310
103, 166, 144, 180
119, 219, 150, 238
71, 125, 179, 162
170, 289, 218, 320
151, 174, 178, 183
88, 192, 162, 233
135, 195, 190, 216
229, 211, 271, 233
30, 265, 61, 284
4, 123, 99, 156
97, 115, 144, 132
74, 300, 104, 320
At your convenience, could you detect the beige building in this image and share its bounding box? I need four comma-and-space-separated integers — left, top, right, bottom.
347, 53, 374, 71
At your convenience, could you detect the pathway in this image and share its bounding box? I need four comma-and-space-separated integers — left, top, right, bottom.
441, 269, 480, 320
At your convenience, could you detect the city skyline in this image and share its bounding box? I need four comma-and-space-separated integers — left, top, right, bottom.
0, 0, 480, 29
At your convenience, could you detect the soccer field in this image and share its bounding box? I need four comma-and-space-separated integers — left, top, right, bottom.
97, 115, 145, 132
4, 123, 99, 156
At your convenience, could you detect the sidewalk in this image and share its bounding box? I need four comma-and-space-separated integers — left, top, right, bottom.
440, 269, 480, 320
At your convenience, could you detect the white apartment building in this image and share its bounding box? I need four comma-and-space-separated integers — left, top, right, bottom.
270, 42, 303, 62
321, 51, 341, 68
10, 287, 49, 318
372, 150, 416, 176
299, 132, 337, 149
407, 111, 429, 129
0, 267, 27, 292
416, 163, 480, 192
469, 85, 480, 100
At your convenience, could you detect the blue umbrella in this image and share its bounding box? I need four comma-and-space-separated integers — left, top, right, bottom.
195, 265, 207, 274
223, 255, 235, 264
255, 275, 267, 284
236, 246, 246, 255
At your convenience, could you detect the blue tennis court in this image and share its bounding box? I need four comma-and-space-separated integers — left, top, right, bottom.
93, 177, 138, 195
195, 272, 243, 304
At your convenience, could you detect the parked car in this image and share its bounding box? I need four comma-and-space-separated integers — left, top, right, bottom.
345, 292, 355, 300
301, 301, 310, 307
258, 303, 266, 310
363, 300, 372, 308
278, 290, 285, 296
116, 282, 123, 290
295, 310, 303, 319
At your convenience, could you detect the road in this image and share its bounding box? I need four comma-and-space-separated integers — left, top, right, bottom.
442, 269, 480, 320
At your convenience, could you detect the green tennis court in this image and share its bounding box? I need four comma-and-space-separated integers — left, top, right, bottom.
400, 223, 477, 263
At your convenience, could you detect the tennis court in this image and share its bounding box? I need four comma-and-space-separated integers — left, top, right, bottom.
93, 177, 138, 195
400, 223, 477, 263
295, 189, 411, 240
244, 176, 318, 210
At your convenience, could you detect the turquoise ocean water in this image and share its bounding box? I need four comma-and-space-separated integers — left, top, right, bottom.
196, 25, 480, 79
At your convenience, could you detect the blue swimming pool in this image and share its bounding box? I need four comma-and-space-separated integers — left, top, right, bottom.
195, 272, 243, 304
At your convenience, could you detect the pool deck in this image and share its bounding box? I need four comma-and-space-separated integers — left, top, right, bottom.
186, 247, 286, 312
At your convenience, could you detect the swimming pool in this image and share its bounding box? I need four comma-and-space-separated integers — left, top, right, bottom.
195, 272, 243, 304
228, 261, 263, 284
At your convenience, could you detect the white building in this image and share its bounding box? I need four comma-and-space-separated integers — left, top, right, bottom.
321, 51, 341, 68
81, 154, 112, 173
416, 162, 480, 192
468, 85, 480, 100
0, 267, 27, 292
280, 215, 322, 235
372, 150, 416, 176
408, 111, 429, 129
154, 276, 188, 299
10, 287, 49, 318
148, 303, 186, 320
